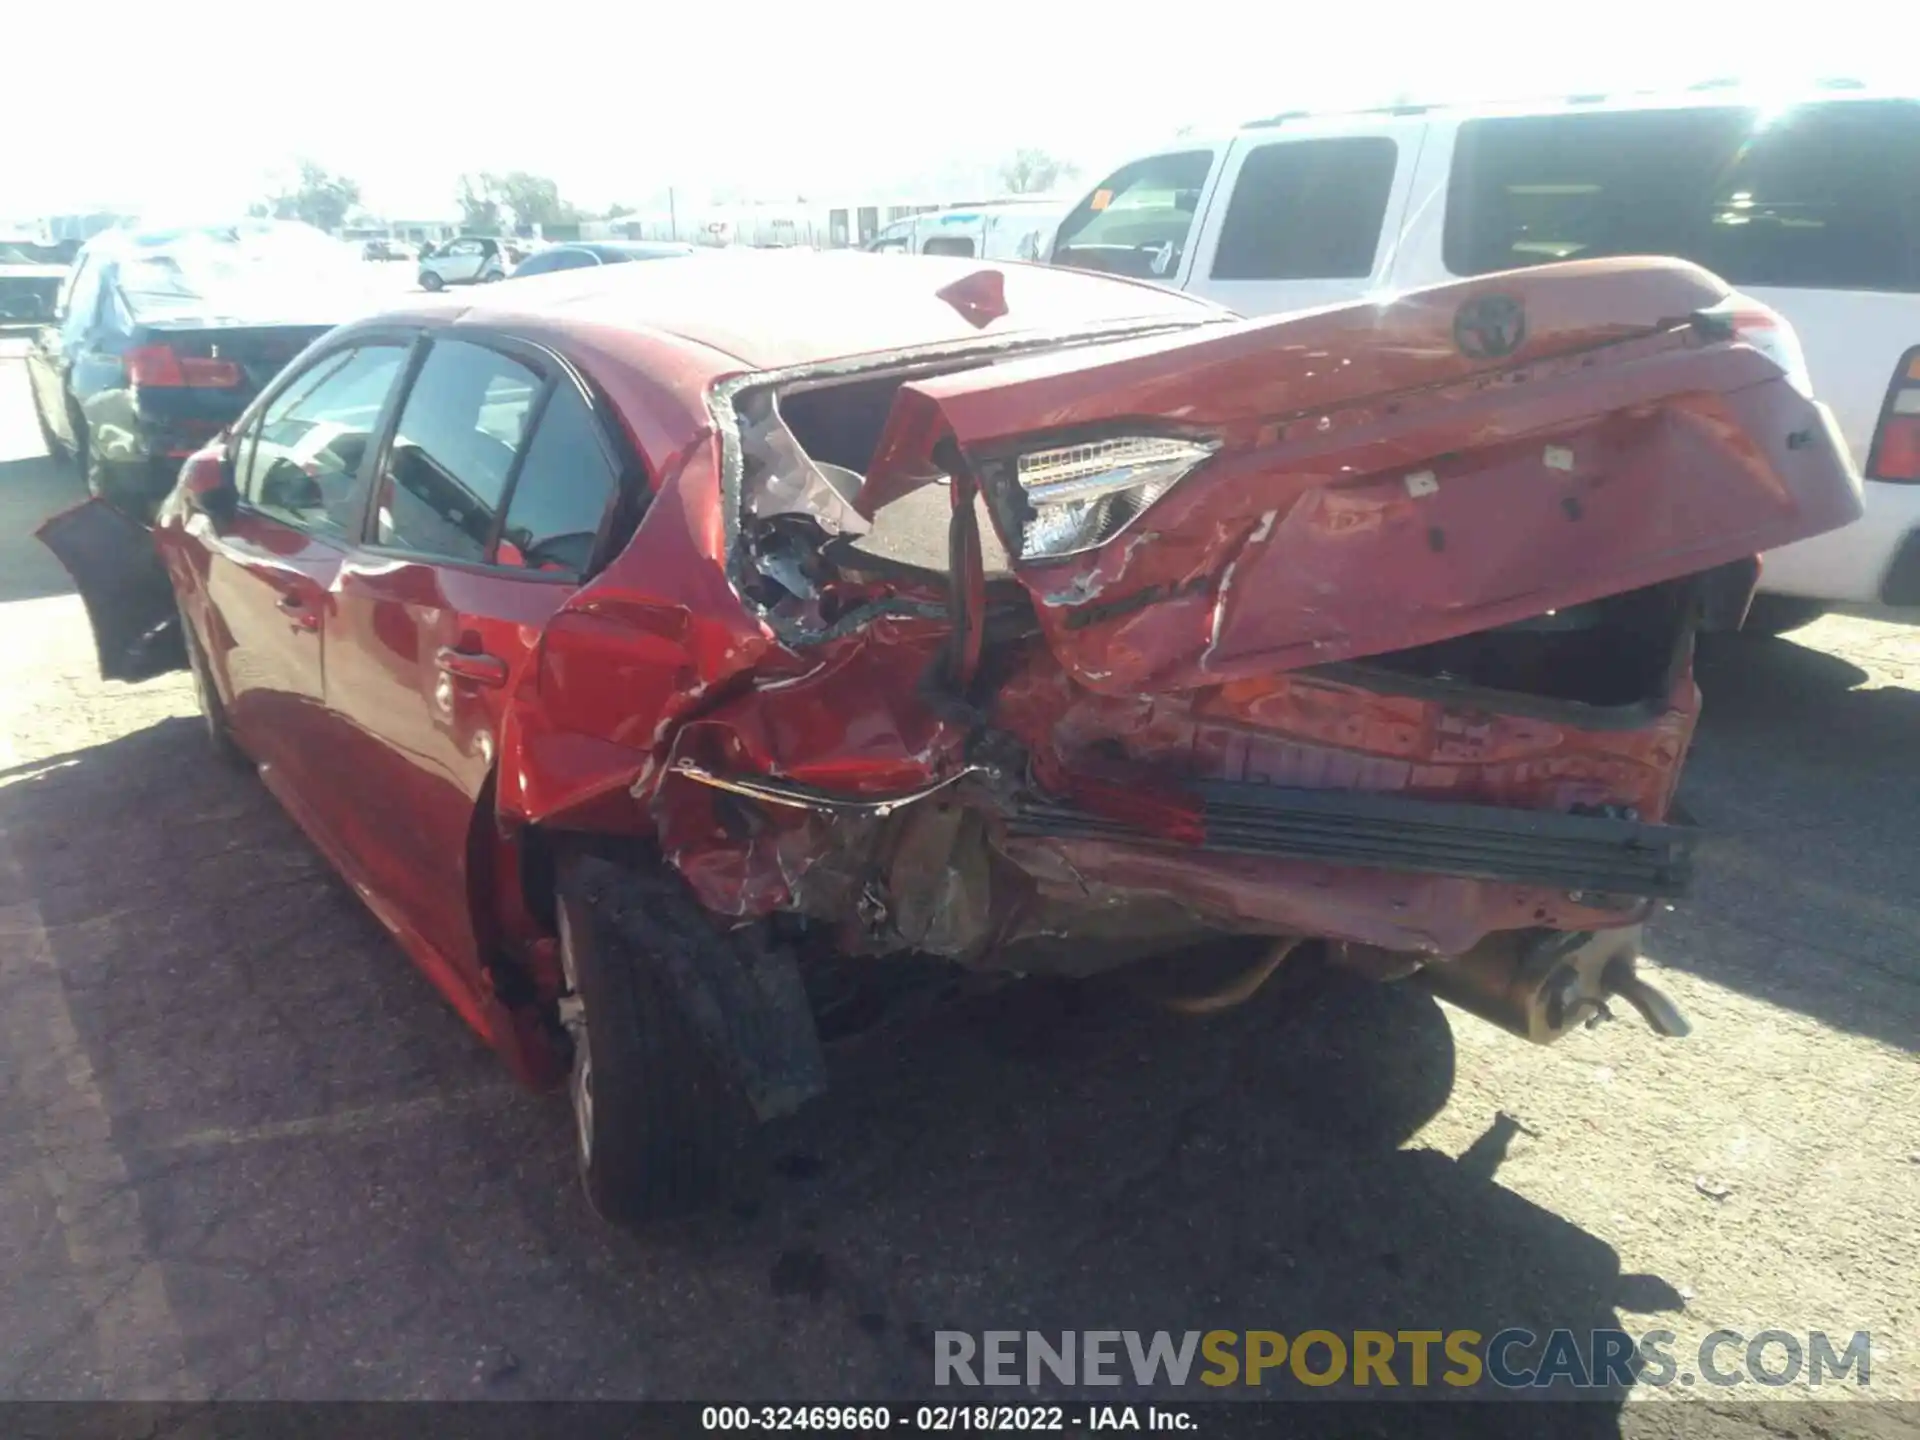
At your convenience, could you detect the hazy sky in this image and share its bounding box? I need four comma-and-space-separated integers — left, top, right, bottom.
3, 0, 1907, 220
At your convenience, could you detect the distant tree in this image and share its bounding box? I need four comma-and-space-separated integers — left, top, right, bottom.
999, 148, 1078, 195
495, 172, 582, 230
602, 202, 637, 220
260, 160, 362, 232
457, 173, 505, 233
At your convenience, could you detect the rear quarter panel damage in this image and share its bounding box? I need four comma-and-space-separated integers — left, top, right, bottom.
490, 324, 778, 831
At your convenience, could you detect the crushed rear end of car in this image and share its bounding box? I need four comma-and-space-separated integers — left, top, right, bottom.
542, 258, 1864, 1052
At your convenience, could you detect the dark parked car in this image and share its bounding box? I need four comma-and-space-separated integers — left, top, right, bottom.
25, 220, 387, 518
508, 239, 695, 278
0, 239, 69, 325
40, 252, 1858, 1229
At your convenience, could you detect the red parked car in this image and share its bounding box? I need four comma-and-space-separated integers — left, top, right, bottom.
43, 251, 1860, 1228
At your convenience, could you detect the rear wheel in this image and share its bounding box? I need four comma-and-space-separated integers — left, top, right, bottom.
419, 270, 444, 292
1743, 595, 1828, 637
554, 851, 757, 1228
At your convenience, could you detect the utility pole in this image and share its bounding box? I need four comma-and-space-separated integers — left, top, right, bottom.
668, 188, 677, 241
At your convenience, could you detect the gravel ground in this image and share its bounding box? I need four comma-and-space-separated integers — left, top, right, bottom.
0, 343, 1914, 1436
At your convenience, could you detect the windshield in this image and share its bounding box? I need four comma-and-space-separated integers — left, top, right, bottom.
1050, 150, 1216, 281
114, 222, 368, 319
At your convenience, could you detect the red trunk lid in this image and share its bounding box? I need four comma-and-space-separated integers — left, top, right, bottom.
858, 258, 1862, 696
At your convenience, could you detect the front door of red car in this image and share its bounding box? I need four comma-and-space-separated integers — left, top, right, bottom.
323, 336, 626, 1027
202, 342, 413, 800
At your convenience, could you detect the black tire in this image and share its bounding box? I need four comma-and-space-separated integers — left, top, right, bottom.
181, 606, 249, 770
1743, 595, 1828, 637
554, 850, 757, 1228
419, 270, 445, 292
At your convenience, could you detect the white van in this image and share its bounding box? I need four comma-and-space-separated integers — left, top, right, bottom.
866, 200, 1069, 263
1050, 88, 1920, 630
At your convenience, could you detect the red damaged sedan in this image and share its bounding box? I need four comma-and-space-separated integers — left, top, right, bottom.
43, 250, 1860, 1227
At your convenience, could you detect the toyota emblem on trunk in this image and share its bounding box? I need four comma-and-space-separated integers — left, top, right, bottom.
1453, 294, 1527, 360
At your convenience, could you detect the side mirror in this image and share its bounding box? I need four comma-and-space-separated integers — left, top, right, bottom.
181, 448, 238, 526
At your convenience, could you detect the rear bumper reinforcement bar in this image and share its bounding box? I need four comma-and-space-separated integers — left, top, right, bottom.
1009, 780, 1697, 898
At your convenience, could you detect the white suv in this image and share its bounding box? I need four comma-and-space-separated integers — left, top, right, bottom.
1050, 87, 1920, 632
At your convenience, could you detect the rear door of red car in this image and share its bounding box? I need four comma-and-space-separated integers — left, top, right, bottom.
204, 341, 413, 795
323, 334, 628, 1021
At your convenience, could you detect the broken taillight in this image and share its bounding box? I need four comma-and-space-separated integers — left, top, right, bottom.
1867, 348, 1920, 484
1009, 435, 1218, 560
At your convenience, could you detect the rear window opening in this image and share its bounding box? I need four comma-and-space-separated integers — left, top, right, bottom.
741, 368, 1017, 585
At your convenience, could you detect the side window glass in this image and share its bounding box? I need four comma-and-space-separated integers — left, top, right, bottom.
496, 381, 620, 577
1210, 137, 1399, 281
922, 235, 977, 257
1445, 109, 1757, 276
374, 340, 538, 563
1691, 101, 1919, 292
239, 344, 407, 538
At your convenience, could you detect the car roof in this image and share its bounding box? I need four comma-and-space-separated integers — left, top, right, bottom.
426, 249, 1219, 369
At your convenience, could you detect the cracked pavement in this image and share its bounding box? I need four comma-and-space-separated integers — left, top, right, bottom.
0, 341, 1914, 1434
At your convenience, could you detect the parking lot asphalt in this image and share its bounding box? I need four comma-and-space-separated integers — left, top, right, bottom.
0, 340, 1915, 1433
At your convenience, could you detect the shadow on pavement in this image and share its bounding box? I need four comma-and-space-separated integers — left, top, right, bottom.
0, 452, 86, 603
0, 713, 1667, 1430
1672, 634, 1920, 1052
